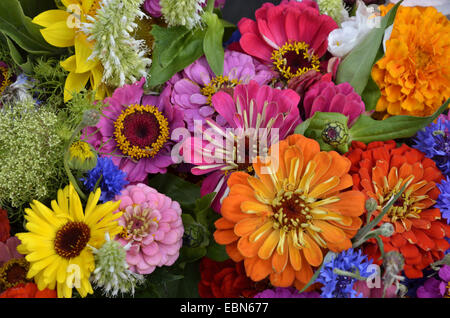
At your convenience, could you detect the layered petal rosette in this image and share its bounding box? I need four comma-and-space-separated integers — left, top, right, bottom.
182, 80, 301, 212
114, 184, 184, 275
238, 0, 338, 81
84, 78, 185, 182
171, 50, 274, 131
346, 140, 450, 278
214, 134, 365, 289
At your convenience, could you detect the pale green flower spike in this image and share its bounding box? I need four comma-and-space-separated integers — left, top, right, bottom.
317, 0, 348, 25
91, 233, 144, 297
82, 0, 152, 88
160, 0, 206, 30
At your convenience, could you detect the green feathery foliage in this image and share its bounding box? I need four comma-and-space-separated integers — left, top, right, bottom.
160, 0, 206, 30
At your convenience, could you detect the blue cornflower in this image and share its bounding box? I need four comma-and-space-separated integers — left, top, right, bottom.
436, 176, 450, 224
413, 118, 450, 176
317, 248, 373, 298
82, 157, 129, 202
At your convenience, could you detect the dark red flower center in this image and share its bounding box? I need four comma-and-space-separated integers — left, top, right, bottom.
122, 111, 160, 148
54, 222, 91, 259
271, 41, 320, 80
0, 258, 30, 290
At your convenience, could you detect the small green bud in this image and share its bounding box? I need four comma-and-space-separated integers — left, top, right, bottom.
322, 121, 349, 147
81, 109, 101, 127
379, 222, 394, 237
68, 140, 98, 171
365, 197, 378, 213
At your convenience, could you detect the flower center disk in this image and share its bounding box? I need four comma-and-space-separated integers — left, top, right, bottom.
0, 258, 30, 290
114, 104, 170, 160
201, 75, 241, 105
271, 41, 320, 80
54, 221, 91, 259
272, 192, 312, 233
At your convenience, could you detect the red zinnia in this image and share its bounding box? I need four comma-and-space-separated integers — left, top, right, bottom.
198, 257, 267, 298
346, 140, 450, 278
0, 208, 10, 243
238, 0, 337, 81
0, 282, 57, 298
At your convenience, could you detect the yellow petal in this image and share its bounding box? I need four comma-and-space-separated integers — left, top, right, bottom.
64, 70, 90, 102
33, 10, 71, 28
75, 33, 97, 73
90, 63, 103, 90
258, 229, 279, 260
60, 55, 77, 72
40, 20, 76, 47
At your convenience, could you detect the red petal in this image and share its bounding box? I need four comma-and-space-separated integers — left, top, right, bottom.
423, 222, 445, 239
400, 243, 420, 259
412, 229, 436, 251
410, 218, 431, 230
403, 265, 423, 279
401, 230, 418, 244
390, 233, 407, 248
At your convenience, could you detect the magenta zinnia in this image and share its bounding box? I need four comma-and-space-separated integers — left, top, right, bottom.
182, 80, 301, 212
84, 78, 185, 182
238, 0, 337, 81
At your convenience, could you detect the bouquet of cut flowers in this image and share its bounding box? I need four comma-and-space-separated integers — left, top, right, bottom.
0, 0, 449, 300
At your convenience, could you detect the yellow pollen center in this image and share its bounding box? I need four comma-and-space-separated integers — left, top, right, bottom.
200, 75, 241, 105
271, 191, 313, 233
271, 41, 320, 80
87, 0, 103, 17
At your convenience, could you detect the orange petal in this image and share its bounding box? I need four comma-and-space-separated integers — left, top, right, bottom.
214, 229, 238, 245
240, 201, 272, 215
235, 217, 266, 237
272, 245, 289, 273
237, 233, 266, 258
270, 264, 295, 287
245, 257, 272, 282
226, 243, 244, 262
288, 235, 302, 271
302, 234, 323, 267
321, 191, 365, 217
295, 254, 313, 283
228, 171, 252, 188
308, 176, 340, 198
247, 176, 274, 200
215, 217, 234, 230
221, 195, 249, 223
258, 229, 279, 260
309, 152, 332, 189
229, 183, 256, 199
314, 220, 347, 244
320, 173, 353, 198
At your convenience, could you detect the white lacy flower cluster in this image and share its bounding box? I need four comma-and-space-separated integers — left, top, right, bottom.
90, 234, 145, 297
82, 0, 152, 87
327, 0, 381, 58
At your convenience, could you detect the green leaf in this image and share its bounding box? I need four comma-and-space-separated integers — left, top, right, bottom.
349, 98, 450, 144
18, 0, 56, 17
147, 173, 201, 211
174, 261, 201, 298
203, 12, 224, 76
5, 35, 33, 73
206, 240, 229, 262
294, 118, 312, 135
194, 192, 216, 227
361, 74, 381, 111
149, 25, 206, 87
0, 0, 62, 55
336, 1, 403, 96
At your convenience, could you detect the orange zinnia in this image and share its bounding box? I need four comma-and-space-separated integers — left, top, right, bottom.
214, 135, 365, 289
346, 140, 450, 278
372, 5, 450, 118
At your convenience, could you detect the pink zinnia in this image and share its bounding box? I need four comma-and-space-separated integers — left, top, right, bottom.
238, 0, 337, 81
171, 50, 274, 131
114, 183, 184, 275
303, 81, 365, 126
182, 80, 301, 212
84, 78, 185, 182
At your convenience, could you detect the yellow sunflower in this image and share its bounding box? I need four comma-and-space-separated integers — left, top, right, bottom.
16, 183, 123, 298
372, 4, 450, 118
32, 0, 106, 102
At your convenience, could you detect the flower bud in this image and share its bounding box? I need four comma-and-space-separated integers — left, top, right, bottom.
379, 222, 394, 237
68, 140, 98, 171
81, 109, 101, 127
365, 197, 378, 213
322, 121, 349, 147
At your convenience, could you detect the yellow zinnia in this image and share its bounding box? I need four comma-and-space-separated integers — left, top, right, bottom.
16, 183, 123, 298
32, 0, 106, 102
372, 5, 450, 118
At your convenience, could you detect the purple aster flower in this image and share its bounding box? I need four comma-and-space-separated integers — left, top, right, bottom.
83, 78, 185, 183
436, 176, 450, 224
254, 287, 320, 298
417, 265, 450, 298
81, 156, 129, 202
413, 117, 450, 176
171, 50, 275, 132
181, 80, 301, 212
317, 248, 373, 298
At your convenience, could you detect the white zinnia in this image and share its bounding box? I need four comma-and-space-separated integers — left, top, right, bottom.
327, 0, 381, 58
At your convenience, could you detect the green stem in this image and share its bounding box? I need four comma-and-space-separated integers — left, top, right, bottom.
93, 174, 103, 192
205, 0, 215, 13
333, 268, 367, 281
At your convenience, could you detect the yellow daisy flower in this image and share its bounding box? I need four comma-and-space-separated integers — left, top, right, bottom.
32, 0, 106, 102
16, 183, 123, 298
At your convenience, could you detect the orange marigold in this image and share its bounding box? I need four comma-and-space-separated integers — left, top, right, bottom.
346, 140, 450, 279
372, 5, 450, 118
214, 135, 365, 289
